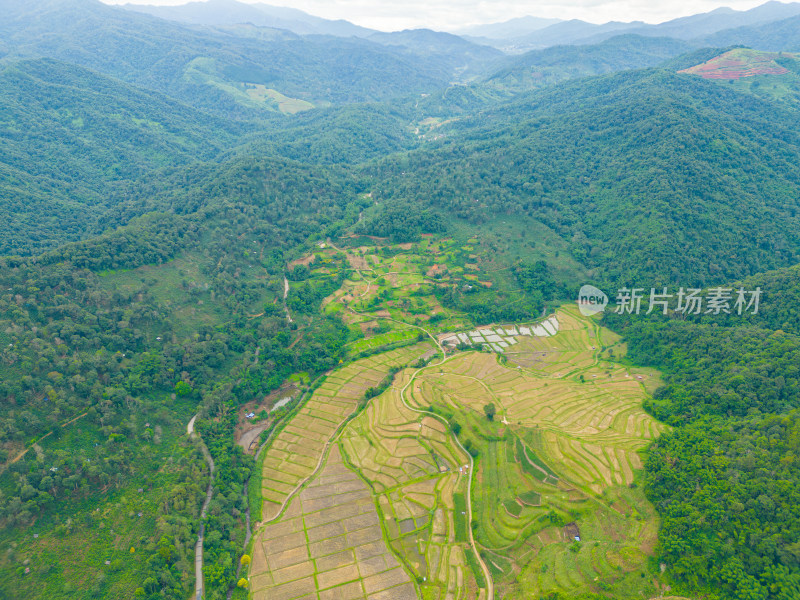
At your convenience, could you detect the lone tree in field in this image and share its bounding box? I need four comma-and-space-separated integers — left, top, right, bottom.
483, 403, 496, 421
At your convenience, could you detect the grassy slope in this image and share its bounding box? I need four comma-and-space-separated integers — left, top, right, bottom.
0, 395, 205, 598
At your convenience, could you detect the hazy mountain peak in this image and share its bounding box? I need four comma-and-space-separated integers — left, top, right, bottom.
452, 15, 563, 39
123, 0, 376, 37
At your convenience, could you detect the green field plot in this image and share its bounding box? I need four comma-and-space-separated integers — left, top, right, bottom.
345, 328, 420, 356
340, 374, 480, 600
310, 241, 480, 333
323, 246, 455, 323
243, 84, 315, 114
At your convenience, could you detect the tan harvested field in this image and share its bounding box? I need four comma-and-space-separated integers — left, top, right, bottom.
250, 445, 418, 600
259, 342, 435, 521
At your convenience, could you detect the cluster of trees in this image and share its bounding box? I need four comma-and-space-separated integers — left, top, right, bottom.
231, 315, 349, 402
435, 283, 544, 324
133, 443, 210, 599
720, 265, 800, 335
606, 264, 800, 599
617, 319, 800, 423
356, 203, 447, 242
513, 260, 565, 303
244, 103, 419, 165
646, 413, 800, 599
286, 270, 350, 315
194, 414, 254, 599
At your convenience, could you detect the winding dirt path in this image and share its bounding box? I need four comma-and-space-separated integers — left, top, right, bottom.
188, 414, 215, 600
4, 412, 89, 471
282, 276, 293, 323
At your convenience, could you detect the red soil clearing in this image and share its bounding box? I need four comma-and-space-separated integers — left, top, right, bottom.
679, 50, 792, 80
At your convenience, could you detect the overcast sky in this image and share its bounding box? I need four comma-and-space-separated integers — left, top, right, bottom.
102, 0, 774, 31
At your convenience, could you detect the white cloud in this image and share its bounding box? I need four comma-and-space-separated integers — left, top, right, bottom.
103, 0, 774, 31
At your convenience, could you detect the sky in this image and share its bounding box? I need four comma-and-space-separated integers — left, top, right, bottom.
101, 0, 776, 31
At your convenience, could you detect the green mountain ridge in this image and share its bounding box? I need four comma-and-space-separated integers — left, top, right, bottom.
125, 0, 378, 37
0, 57, 241, 256
0, 0, 451, 116
484, 34, 693, 93
364, 68, 800, 286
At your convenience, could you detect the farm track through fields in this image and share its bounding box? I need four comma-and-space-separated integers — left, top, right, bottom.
282, 276, 293, 323
395, 353, 495, 600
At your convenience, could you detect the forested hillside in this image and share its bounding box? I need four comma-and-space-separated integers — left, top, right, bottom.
0, 162, 361, 598
0, 58, 242, 255
365, 68, 800, 285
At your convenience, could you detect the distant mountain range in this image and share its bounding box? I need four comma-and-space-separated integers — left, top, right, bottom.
0, 0, 490, 117
125, 0, 504, 78
124, 0, 377, 37
469, 1, 800, 52
3, 0, 800, 121
700, 12, 800, 50
452, 16, 562, 40
118, 0, 800, 55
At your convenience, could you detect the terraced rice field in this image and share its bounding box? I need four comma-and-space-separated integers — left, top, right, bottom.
251, 306, 665, 599
259, 342, 435, 521
412, 308, 664, 494
404, 307, 665, 598
340, 371, 480, 600
250, 445, 418, 600
503, 311, 600, 373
